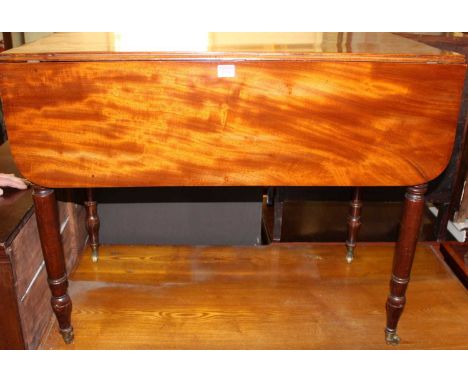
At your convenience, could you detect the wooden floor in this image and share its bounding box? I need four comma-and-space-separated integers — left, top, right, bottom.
40, 243, 468, 349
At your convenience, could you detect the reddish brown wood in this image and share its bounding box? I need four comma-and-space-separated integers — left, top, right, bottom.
439, 242, 468, 288
32, 186, 73, 344
395, 33, 468, 241
1, 32, 464, 64
0, 249, 25, 349
1, 32, 13, 51
385, 183, 428, 345
1, 33, 465, 346
345, 187, 362, 263
84, 188, 100, 262
0, 60, 465, 188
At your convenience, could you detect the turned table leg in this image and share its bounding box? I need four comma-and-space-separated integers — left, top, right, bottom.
32, 186, 74, 344
345, 187, 362, 263
85, 188, 100, 262
385, 183, 427, 345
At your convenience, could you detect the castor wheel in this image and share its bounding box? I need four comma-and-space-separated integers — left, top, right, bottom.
385, 329, 400, 345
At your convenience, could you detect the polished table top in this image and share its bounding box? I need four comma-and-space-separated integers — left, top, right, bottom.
0, 33, 465, 188
1, 32, 464, 63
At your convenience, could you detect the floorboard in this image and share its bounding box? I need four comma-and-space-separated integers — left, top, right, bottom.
40, 243, 468, 349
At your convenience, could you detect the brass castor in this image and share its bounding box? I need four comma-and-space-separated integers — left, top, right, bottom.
345, 245, 354, 264
61, 327, 74, 344
91, 246, 99, 263
385, 329, 400, 345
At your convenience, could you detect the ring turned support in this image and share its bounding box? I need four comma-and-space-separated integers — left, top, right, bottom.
385, 183, 428, 345
84, 188, 100, 262
345, 187, 363, 263
32, 186, 74, 344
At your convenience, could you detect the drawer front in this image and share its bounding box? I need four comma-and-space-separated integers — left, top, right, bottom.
11, 200, 70, 298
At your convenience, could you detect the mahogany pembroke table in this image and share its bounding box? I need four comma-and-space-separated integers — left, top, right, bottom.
0, 32, 465, 345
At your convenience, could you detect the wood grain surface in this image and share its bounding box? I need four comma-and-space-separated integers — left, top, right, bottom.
1, 32, 464, 64
40, 243, 468, 349
0, 252, 25, 349
1, 60, 465, 188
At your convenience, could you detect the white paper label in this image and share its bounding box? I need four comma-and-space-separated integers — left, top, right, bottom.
217, 64, 236, 78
